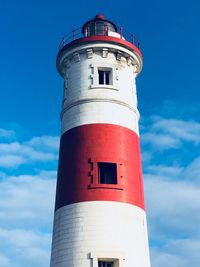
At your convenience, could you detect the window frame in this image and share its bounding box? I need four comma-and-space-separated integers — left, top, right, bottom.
89, 252, 125, 267
98, 68, 112, 85
90, 63, 118, 90
88, 159, 123, 190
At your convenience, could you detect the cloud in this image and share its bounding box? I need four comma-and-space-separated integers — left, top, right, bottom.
152, 116, 200, 143
141, 116, 200, 150
143, 150, 200, 267
0, 171, 56, 228
142, 151, 153, 163
0, 130, 59, 266
150, 247, 186, 267
0, 135, 59, 168
0, 155, 25, 168
141, 112, 200, 267
145, 174, 200, 238
166, 239, 200, 266
150, 239, 200, 267
183, 156, 200, 183
0, 228, 51, 267
142, 132, 181, 149
0, 228, 50, 249
0, 252, 11, 267
146, 164, 183, 177
0, 128, 15, 139
0, 170, 56, 267
26, 136, 59, 151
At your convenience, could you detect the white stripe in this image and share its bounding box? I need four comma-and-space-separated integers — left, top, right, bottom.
61, 101, 139, 135
50, 201, 151, 267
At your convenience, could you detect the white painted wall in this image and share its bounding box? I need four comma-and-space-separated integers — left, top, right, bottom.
50, 202, 151, 267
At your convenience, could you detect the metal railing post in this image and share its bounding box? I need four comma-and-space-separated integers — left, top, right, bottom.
94, 22, 96, 35
131, 34, 134, 44
72, 29, 76, 40
104, 23, 108, 36
88, 25, 90, 36
59, 37, 65, 50
120, 27, 123, 38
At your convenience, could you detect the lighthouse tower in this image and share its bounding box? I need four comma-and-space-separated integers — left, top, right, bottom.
50, 15, 151, 267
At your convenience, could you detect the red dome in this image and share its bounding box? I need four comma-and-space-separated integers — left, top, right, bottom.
95, 14, 105, 20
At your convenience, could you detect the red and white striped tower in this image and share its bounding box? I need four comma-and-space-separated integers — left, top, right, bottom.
50, 15, 151, 267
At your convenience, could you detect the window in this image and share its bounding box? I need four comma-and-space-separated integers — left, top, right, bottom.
90, 64, 117, 90
98, 162, 117, 184
98, 69, 112, 85
98, 261, 114, 267
89, 253, 122, 267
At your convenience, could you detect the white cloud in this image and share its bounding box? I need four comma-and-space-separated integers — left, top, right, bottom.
0, 252, 11, 267
143, 150, 200, 267
146, 164, 183, 177
150, 248, 186, 267
0, 228, 50, 249
0, 132, 59, 266
141, 112, 200, 266
142, 151, 153, 163
0, 168, 56, 267
183, 156, 200, 183
0, 171, 56, 228
142, 132, 181, 149
152, 116, 200, 143
0, 170, 56, 266
141, 116, 200, 150
0, 155, 25, 168
26, 136, 59, 151
0, 128, 15, 139
0, 228, 51, 267
150, 238, 200, 267
166, 239, 200, 265
0, 135, 59, 168
145, 174, 200, 238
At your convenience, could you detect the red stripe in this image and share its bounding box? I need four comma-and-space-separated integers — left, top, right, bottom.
57, 36, 143, 60
55, 124, 145, 210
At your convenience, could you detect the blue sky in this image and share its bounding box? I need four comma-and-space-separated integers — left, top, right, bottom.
0, 0, 200, 266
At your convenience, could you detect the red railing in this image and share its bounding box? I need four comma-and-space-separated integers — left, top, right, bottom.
58, 26, 140, 51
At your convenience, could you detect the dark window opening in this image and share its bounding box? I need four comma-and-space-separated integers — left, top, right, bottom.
98, 162, 117, 184
98, 261, 114, 267
98, 70, 111, 85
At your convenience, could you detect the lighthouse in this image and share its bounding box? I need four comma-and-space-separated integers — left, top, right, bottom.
50, 15, 151, 267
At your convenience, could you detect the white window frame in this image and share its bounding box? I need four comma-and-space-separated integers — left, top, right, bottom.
89, 252, 125, 267
90, 63, 118, 90
98, 68, 112, 85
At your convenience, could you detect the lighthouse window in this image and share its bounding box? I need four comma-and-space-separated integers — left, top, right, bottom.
98, 261, 114, 267
98, 162, 117, 184
98, 69, 112, 85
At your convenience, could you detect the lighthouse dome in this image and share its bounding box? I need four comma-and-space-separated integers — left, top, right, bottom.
82, 14, 117, 36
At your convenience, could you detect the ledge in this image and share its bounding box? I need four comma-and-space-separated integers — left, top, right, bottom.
88, 183, 123, 190
90, 85, 119, 90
